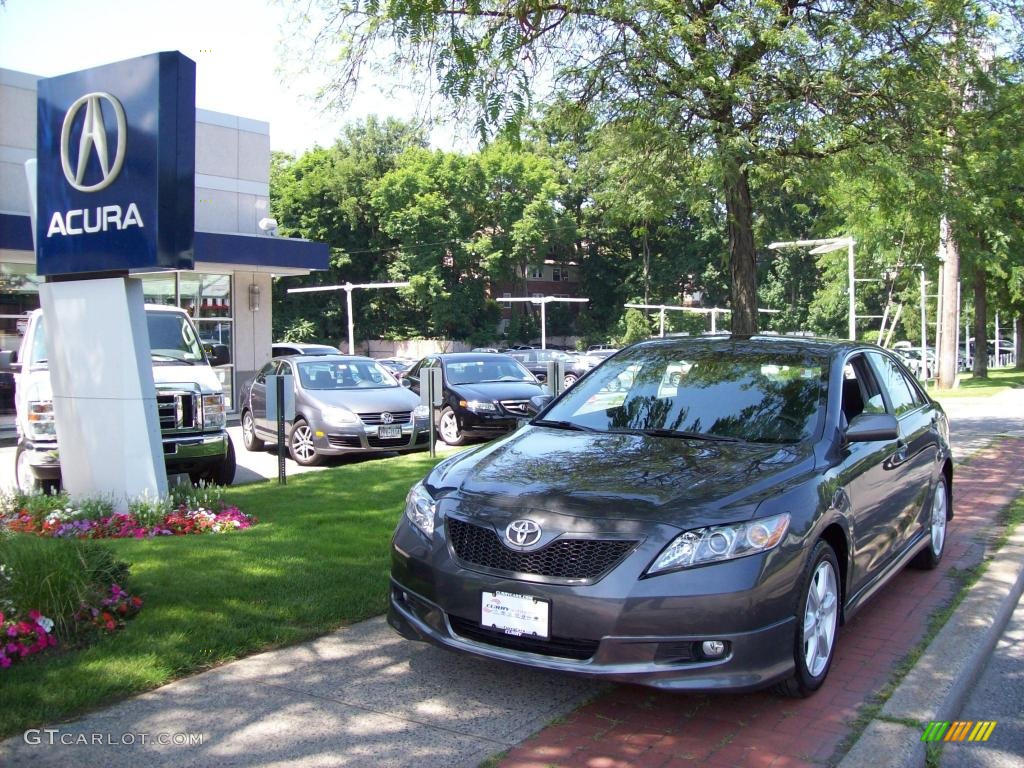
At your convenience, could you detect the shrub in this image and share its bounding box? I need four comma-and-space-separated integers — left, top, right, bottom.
0, 534, 128, 640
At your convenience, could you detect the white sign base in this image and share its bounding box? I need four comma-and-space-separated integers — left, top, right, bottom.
39, 277, 167, 510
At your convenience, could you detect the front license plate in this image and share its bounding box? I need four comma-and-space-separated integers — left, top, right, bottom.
481, 591, 550, 639
378, 425, 402, 439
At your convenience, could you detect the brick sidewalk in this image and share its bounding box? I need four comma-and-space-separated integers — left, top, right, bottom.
499, 438, 1024, 768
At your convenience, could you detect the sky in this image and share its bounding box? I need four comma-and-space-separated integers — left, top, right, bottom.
0, 0, 467, 155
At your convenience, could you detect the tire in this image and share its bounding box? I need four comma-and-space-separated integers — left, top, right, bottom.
911, 476, 949, 570
563, 373, 578, 389
190, 437, 237, 487
288, 418, 323, 466
241, 409, 264, 451
775, 541, 841, 698
438, 407, 465, 446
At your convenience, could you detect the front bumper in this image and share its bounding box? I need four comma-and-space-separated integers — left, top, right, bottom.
310, 418, 430, 455
21, 441, 61, 481
164, 431, 228, 473
388, 515, 801, 692
456, 410, 521, 438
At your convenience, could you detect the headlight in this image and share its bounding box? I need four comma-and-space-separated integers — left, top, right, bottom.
413, 404, 430, 419
26, 400, 56, 439
647, 513, 790, 575
460, 399, 497, 413
202, 393, 226, 429
404, 482, 436, 537
321, 406, 360, 425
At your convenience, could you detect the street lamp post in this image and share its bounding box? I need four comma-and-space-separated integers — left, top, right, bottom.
504, 296, 589, 348
288, 281, 411, 354
768, 237, 856, 340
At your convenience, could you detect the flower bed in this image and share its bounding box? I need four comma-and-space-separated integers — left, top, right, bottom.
0, 487, 256, 539
0, 609, 57, 669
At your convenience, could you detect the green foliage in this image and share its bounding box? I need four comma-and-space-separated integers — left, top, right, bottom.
619, 309, 654, 346
280, 318, 318, 344
0, 535, 128, 639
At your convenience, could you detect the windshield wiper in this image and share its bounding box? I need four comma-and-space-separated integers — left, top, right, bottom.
635, 428, 743, 443
533, 419, 600, 433
151, 354, 194, 365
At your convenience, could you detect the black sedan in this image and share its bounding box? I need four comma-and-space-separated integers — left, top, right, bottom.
402, 353, 545, 445
388, 336, 952, 695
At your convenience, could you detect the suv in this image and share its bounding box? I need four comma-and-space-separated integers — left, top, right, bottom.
3, 305, 235, 492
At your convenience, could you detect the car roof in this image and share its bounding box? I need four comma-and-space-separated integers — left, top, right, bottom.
433, 352, 517, 362
631, 334, 865, 358
276, 354, 375, 363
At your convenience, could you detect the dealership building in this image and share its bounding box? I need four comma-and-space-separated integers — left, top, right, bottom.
0, 66, 328, 427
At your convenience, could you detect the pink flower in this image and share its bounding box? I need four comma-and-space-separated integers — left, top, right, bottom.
0, 655, 10, 668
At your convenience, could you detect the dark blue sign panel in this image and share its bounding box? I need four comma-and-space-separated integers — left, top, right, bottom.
36, 52, 196, 275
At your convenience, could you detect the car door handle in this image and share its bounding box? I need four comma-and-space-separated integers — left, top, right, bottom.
895, 439, 909, 463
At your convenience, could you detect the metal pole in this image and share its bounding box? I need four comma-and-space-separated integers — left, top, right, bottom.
956, 281, 961, 372
711, 309, 717, 334
540, 301, 547, 349
995, 312, 1001, 366
848, 240, 856, 340
920, 268, 928, 379
276, 375, 286, 485
345, 284, 355, 355
659, 307, 666, 337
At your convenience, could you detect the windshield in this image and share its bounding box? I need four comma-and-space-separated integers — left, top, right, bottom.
30, 311, 207, 365
539, 343, 826, 444
296, 359, 398, 390
443, 357, 536, 385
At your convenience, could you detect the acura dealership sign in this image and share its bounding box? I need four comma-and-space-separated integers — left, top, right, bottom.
36, 52, 196, 276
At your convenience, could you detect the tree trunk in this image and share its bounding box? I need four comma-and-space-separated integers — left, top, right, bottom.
720, 152, 758, 335
936, 216, 960, 389
972, 264, 987, 379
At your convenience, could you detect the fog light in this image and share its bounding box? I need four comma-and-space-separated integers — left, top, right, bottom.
702, 640, 727, 658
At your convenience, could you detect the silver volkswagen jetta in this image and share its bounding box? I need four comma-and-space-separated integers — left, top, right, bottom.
240, 354, 430, 465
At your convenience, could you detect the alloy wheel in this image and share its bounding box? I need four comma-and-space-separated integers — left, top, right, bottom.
930, 481, 947, 556
291, 424, 317, 463
803, 560, 839, 678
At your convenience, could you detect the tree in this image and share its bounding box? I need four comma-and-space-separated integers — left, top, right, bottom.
290, 1, 984, 334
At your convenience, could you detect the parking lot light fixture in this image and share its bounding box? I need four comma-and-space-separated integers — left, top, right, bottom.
769, 238, 856, 340
287, 281, 410, 354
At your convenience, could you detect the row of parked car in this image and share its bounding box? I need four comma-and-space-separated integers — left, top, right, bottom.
242, 343, 615, 465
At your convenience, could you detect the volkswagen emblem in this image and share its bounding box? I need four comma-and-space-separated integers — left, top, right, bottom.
60, 92, 127, 192
380, 412, 394, 424
505, 519, 542, 548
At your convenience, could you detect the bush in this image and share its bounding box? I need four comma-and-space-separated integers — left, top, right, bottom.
0, 534, 128, 640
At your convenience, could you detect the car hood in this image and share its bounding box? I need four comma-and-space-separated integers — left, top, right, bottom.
429, 425, 815, 527
303, 386, 420, 412
450, 381, 545, 401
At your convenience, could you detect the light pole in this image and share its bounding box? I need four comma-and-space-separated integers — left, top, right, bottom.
768, 237, 856, 340
288, 281, 411, 354
505, 296, 589, 348
624, 304, 781, 335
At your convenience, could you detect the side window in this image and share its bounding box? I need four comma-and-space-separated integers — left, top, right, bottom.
255, 361, 277, 385
868, 352, 919, 416
840, 354, 886, 426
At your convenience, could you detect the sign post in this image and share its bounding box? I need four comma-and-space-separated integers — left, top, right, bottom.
422, 366, 443, 457
33, 52, 196, 509
545, 360, 565, 398
266, 374, 294, 484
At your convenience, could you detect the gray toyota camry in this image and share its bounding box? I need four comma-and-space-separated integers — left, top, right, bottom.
388, 336, 952, 696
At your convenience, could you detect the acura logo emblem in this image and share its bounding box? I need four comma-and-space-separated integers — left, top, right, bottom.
381, 412, 394, 424
60, 92, 127, 192
505, 519, 542, 548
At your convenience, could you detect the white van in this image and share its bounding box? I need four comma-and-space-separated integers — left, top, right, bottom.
2, 305, 235, 492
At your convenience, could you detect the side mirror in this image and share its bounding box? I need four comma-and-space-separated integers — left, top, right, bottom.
534, 372, 547, 383
526, 394, 553, 416
400, 378, 412, 389
0, 349, 20, 373
205, 344, 230, 367
846, 413, 899, 442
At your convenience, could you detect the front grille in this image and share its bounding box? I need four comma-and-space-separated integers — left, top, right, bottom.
498, 400, 531, 416
448, 615, 598, 660
358, 411, 411, 425
447, 517, 637, 581
367, 434, 409, 448
327, 435, 361, 448
157, 390, 198, 433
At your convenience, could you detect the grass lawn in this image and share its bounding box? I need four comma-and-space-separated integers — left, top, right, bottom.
927, 368, 1024, 400
0, 449, 450, 740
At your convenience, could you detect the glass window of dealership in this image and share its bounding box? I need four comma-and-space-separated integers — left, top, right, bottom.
0, 66, 327, 429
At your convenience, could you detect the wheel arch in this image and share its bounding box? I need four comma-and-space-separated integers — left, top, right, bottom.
818, 522, 850, 624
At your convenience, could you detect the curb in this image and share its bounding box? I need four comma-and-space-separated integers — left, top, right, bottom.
839, 525, 1024, 768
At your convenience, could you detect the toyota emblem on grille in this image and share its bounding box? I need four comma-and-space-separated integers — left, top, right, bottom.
380, 412, 394, 424
505, 519, 542, 548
